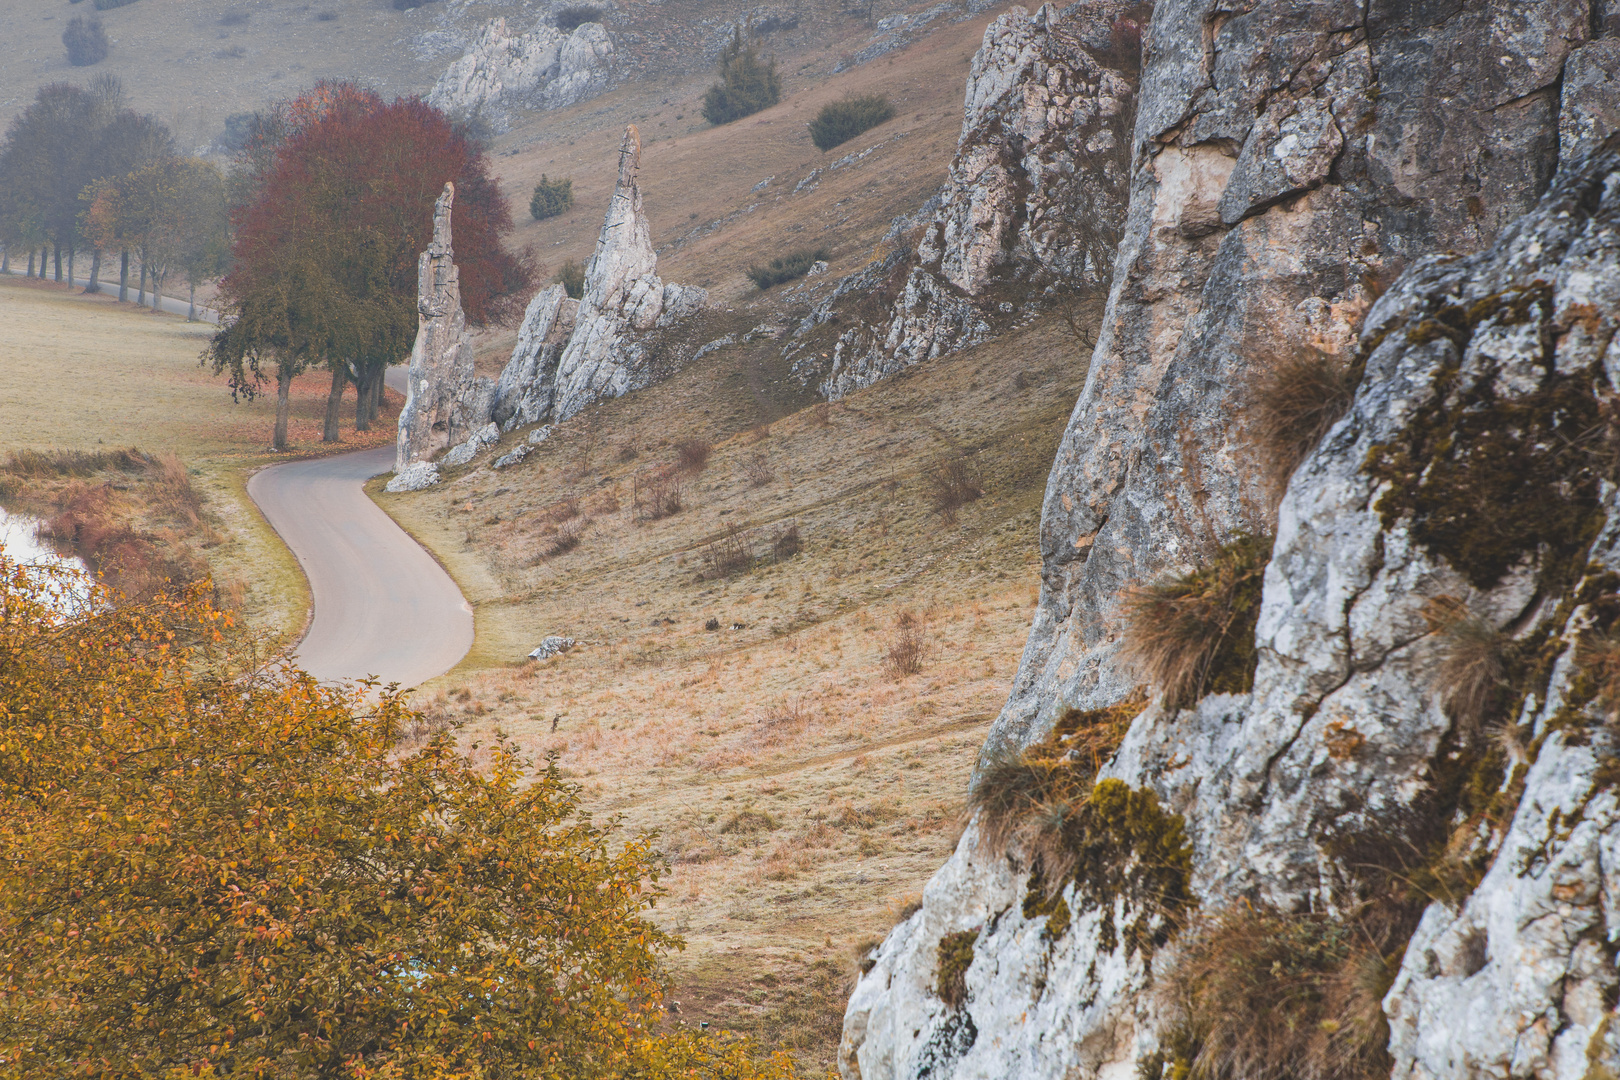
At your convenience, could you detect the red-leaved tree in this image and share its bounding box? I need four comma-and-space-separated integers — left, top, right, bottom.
208, 82, 530, 450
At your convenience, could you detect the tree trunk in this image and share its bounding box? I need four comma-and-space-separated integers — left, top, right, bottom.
1, 248, 8, 274
151, 272, 162, 312
137, 261, 147, 306
322, 364, 347, 443
25, 249, 33, 277
354, 363, 372, 431
118, 250, 129, 303
53, 243, 61, 283
67, 246, 75, 289
85, 249, 101, 294
274, 365, 294, 452
187, 281, 197, 321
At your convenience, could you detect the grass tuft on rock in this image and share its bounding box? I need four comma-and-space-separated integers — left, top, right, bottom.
1248, 346, 1360, 487
1120, 535, 1272, 710
934, 929, 977, 1009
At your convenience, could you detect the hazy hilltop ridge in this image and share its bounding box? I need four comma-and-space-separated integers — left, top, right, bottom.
836, 1, 1620, 1078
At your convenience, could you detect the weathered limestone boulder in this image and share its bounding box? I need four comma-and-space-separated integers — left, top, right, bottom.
491, 284, 577, 431
428, 16, 614, 131
384, 461, 440, 493
395, 182, 491, 473
543, 126, 707, 424
842, 0, 1620, 1075
794, 1, 1139, 400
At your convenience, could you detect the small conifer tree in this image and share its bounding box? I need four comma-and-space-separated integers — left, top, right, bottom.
701, 27, 781, 126
530, 174, 575, 220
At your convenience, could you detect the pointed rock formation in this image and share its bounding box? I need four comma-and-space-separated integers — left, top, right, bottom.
491, 126, 707, 427
491, 284, 577, 431
394, 182, 489, 477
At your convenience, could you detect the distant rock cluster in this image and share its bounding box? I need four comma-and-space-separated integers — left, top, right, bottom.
428, 15, 615, 131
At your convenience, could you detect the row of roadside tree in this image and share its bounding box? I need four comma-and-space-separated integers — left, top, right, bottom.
0, 77, 533, 452
0, 77, 227, 320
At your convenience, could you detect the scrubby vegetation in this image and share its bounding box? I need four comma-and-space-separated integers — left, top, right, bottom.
0, 447, 217, 604
530, 174, 575, 220
1422, 596, 1508, 741
554, 4, 603, 30
746, 248, 827, 290
702, 27, 782, 126
1150, 905, 1400, 1080
808, 94, 895, 151
676, 437, 713, 473
1120, 535, 1272, 710
882, 610, 928, 679
926, 451, 983, 522
1248, 346, 1360, 486
63, 15, 109, 66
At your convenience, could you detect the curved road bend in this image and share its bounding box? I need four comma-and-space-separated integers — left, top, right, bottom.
247, 368, 474, 687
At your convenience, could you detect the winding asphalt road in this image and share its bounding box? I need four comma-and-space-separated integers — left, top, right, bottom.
247, 368, 474, 687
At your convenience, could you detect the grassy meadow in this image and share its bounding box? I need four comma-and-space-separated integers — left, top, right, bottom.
0, 275, 401, 636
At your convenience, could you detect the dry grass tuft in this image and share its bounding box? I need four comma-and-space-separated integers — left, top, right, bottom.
675, 437, 713, 473
934, 929, 977, 1009
1577, 628, 1620, 724
1120, 535, 1272, 710
810, 401, 831, 427
1422, 596, 1507, 741
925, 452, 983, 522
969, 699, 1145, 866
1249, 346, 1360, 486
1154, 903, 1400, 1080
882, 610, 928, 679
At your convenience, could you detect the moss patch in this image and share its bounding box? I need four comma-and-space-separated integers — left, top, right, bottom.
1365, 283, 1610, 591
935, 929, 978, 1009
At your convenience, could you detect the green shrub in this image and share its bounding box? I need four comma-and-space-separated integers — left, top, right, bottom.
63, 15, 109, 65
554, 4, 602, 30
555, 259, 585, 300
808, 94, 895, 151
745, 247, 827, 290
1120, 535, 1273, 710
934, 930, 977, 1009
702, 28, 781, 125
530, 174, 575, 220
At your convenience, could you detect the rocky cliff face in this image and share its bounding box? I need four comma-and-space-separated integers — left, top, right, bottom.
394, 182, 490, 479
843, 3, 1620, 1078
790, 0, 1142, 399
428, 15, 614, 131
492, 126, 707, 428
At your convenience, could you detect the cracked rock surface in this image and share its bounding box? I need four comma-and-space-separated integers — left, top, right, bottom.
428, 15, 614, 131
793, 0, 1140, 399
840, 0, 1620, 1075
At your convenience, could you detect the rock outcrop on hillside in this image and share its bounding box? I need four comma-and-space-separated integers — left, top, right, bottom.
843, 2, 1620, 1077
492, 126, 708, 428
790, 0, 1141, 399
428, 15, 614, 131
393, 182, 490, 481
